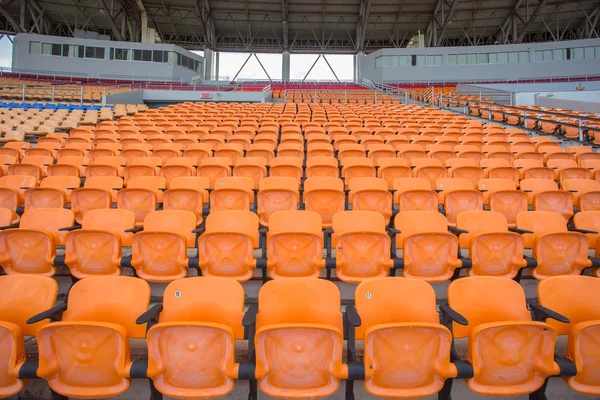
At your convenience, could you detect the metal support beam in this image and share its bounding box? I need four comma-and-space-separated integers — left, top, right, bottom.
302, 54, 321, 82
436, 0, 459, 46
354, 0, 372, 51
232, 53, 252, 81
517, 0, 548, 43
0, 3, 24, 32
196, 0, 216, 48
495, 0, 523, 43
281, 0, 288, 50
579, 4, 600, 38
99, 0, 124, 40
253, 54, 272, 82
322, 55, 340, 82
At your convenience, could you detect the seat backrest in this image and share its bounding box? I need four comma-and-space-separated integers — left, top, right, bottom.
392, 177, 432, 193
256, 278, 342, 331
478, 178, 516, 192
0, 174, 37, 190
40, 176, 81, 191
84, 176, 124, 190
304, 177, 344, 193
516, 210, 567, 235
563, 179, 600, 194
204, 210, 259, 244
143, 210, 197, 246
61, 276, 150, 338
448, 276, 531, 338
520, 179, 558, 192
394, 211, 447, 235
258, 176, 299, 192
0, 275, 57, 336
20, 208, 74, 231
348, 177, 388, 192
331, 210, 386, 234
130, 157, 163, 168
159, 277, 245, 338
269, 210, 322, 235
538, 276, 600, 335
355, 277, 439, 339
436, 177, 474, 191
82, 208, 136, 237
127, 176, 167, 192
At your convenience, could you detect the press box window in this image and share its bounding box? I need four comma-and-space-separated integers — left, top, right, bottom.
29, 41, 41, 54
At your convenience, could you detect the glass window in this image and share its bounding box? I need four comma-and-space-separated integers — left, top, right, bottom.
489, 53, 498, 64
597, 47, 600, 58
573, 47, 584, 59
498, 52, 508, 64
467, 53, 477, 64
196, 61, 202, 72
375, 56, 383, 68
112, 48, 129, 61
142, 50, 152, 61
398, 55, 409, 66
167, 51, 178, 64
478, 53, 489, 64
457, 54, 467, 65
416, 55, 425, 66
554, 48, 565, 60
585, 47, 594, 59
543, 50, 552, 61
62, 44, 72, 57
95, 47, 105, 59
51, 43, 61, 56
84, 46, 94, 58
42, 43, 52, 55
508, 52, 519, 63
534, 50, 543, 61
29, 41, 41, 54
448, 54, 457, 65
426, 55, 435, 65
435, 55, 443, 65
519, 51, 529, 63
153, 50, 164, 62
133, 49, 142, 61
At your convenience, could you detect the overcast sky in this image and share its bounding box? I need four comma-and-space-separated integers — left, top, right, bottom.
0, 36, 354, 81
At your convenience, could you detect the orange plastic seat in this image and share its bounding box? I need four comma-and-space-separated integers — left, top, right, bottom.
214, 143, 244, 164
159, 157, 197, 185
393, 177, 438, 212
24, 176, 80, 210
538, 276, 600, 396
332, 211, 392, 282
448, 277, 560, 396
305, 156, 338, 178
35, 276, 150, 398
163, 176, 209, 223
456, 211, 527, 278
268, 157, 303, 183
118, 176, 166, 225
393, 211, 461, 281
563, 179, 600, 211
145, 277, 246, 398
338, 143, 366, 160
376, 158, 412, 189
131, 210, 196, 281
341, 157, 375, 188
277, 142, 304, 159
197, 210, 258, 281
354, 278, 459, 398
0, 208, 74, 275
348, 177, 392, 224
233, 157, 267, 188
254, 278, 347, 398
266, 210, 325, 278
0, 175, 36, 218
197, 157, 232, 189
153, 143, 183, 162
257, 177, 299, 226
70, 176, 123, 224
183, 143, 214, 162
8, 155, 53, 182
532, 189, 574, 222
0, 275, 57, 397
436, 178, 483, 226
303, 177, 345, 228
413, 158, 448, 188
210, 176, 254, 211
86, 156, 126, 177
64, 209, 136, 278
516, 211, 591, 279
573, 211, 600, 251
123, 156, 162, 183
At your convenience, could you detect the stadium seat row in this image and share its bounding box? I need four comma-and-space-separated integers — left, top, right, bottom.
1, 274, 598, 399
1, 207, 600, 282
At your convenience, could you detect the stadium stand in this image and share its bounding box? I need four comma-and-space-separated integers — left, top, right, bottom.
0, 98, 598, 399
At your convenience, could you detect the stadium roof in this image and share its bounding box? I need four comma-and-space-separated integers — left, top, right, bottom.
0, 0, 597, 53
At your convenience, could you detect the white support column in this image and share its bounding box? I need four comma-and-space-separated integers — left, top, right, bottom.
354, 51, 364, 83
214, 51, 220, 81
204, 48, 213, 80
282, 51, 290, 82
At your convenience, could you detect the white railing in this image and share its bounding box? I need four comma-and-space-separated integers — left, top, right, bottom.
376, 75, 600, 86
